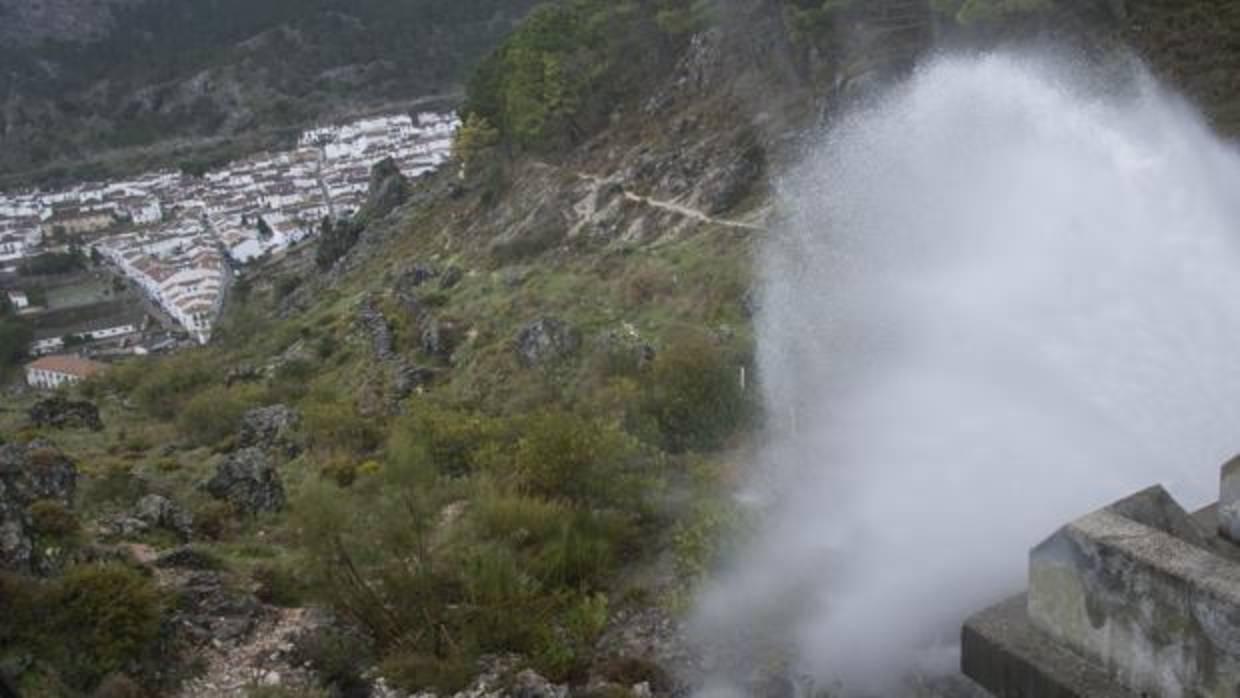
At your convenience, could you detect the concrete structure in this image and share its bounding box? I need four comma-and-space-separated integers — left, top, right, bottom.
25, 354, 108, 389
963, 466, 1240, 697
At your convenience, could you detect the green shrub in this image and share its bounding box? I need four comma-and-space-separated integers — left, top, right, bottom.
632, 331, 749, 453
303, 400, 383, 456
191, 499, 238, 541
253, 563, 306, 607
379, 650, 474, 695
27, 499, 79, 538
130, 353, 216, 420
47, 564, 163, 689
177, 385, 258, 447
514, 411, 641, 508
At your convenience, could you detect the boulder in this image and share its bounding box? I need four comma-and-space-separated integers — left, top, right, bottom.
203, 448, 285, 514
134, 494, 193, 540
238, 404, 302, 457
510, 669, 569, 698
357, 296, 396, 362
0, 441, 77, 573
28, 396, 103, 431
361, 157, 411, 221
515, 317, 581, 368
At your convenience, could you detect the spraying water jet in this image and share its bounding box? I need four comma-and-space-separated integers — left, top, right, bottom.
692, 51, 1240, 695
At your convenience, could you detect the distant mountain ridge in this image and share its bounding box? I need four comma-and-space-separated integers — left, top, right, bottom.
0, 0, 539, 186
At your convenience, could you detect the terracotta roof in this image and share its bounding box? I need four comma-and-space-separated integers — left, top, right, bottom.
26, 355, 109, 378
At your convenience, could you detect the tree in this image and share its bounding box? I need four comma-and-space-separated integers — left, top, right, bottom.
0, 316, 33, 373
257, 216, 273, 239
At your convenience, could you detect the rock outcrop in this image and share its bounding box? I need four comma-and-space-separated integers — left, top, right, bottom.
362, 157, 412, 222
28, 396, 103, 431
203, 448, 285, 514
238, 404, 302, 458
0, 441, 78, 573
134, 494, 194, 540
515, 317, 581, 368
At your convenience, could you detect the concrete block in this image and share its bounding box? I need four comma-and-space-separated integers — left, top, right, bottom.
962, 594, 1134, 698
1028, 507, 1240, 698
1219, 456, 1240, 544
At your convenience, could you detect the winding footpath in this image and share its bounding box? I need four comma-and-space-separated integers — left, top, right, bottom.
533, 161, 768, 232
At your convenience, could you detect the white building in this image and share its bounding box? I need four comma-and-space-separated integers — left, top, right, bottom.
6, 290, 28, 310
25, 355, 109, 390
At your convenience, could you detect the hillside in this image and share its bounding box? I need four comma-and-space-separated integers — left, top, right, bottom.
0, 0, 540, 187
5, 0, 1240, 697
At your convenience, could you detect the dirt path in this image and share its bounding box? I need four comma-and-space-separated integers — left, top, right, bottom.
174, 606, 320, 697
534, 161, 768, 232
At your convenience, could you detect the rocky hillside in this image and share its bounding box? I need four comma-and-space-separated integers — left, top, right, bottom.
0, 0, 540, 187
5, 1, 1240, 697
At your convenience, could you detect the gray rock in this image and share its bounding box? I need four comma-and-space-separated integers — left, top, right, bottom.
0, 441, 77, 573
510, 669, 568, 698
357, 296, 396, 362
203, 448, 285, 514
28, 396, 103, 431
239, 404, 302, 458
515, 317, 581, 368
134, 494, 193, 540
361, 157, 412, 221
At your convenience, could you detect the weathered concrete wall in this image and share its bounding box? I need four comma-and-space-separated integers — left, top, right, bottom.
1218, 456, 1240, 543
1028, 497, 1240, 698
962, 594, 1135, 698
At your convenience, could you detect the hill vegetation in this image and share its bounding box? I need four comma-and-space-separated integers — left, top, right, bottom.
0, 0, 541, 185
6, 0, 1240, 696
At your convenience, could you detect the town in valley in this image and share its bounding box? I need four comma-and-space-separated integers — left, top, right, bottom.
0, 112, 455, 387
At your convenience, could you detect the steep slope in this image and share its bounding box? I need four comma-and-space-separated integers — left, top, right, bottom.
5, 1, 1240, 696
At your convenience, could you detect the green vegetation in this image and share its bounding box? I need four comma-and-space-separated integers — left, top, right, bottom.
0, 0, 544, 181
0, 564, 164, 692
0, 295, 32, 380
463, 0, 703, 152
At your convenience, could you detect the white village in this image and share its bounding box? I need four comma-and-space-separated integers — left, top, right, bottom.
0, 112, 455, 386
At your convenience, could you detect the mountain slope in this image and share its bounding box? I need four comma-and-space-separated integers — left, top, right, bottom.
5, 1, 1240, 696
0, 0, 540, 186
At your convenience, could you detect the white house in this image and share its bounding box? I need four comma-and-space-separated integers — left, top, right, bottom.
25, 355, 109, 390
6, 290, 29, 311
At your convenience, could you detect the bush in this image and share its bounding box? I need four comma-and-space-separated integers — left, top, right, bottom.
632, 331, 748, 453
514, 411, 640, 508
177, 385, 258, 447
28, 499, 80, 538
303, 400, 383, 456
379, 650, 474, 696
130, 353, 216, 420
47, 564, 163, 689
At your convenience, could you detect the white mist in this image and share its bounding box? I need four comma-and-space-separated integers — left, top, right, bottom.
692, 53, 1240, 694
